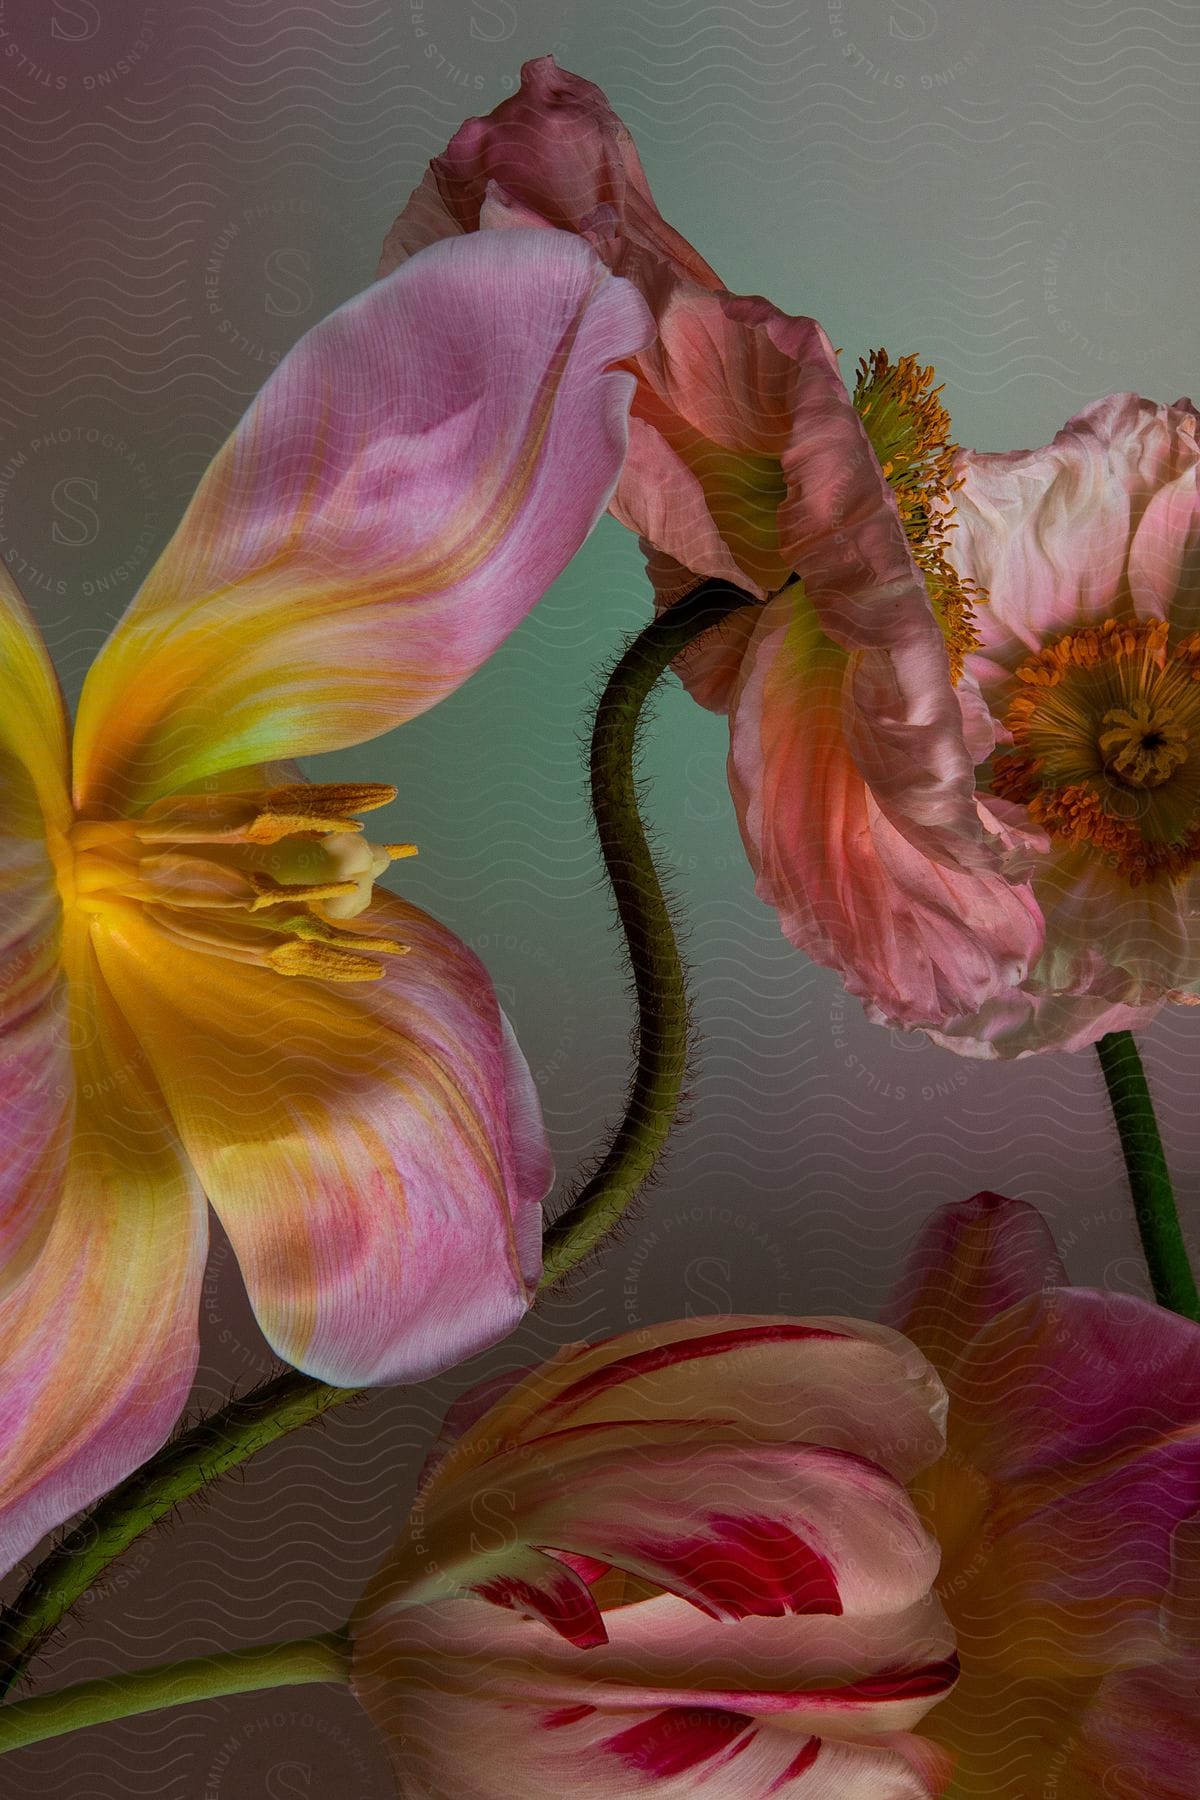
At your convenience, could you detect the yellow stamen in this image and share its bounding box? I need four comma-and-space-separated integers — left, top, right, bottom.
852, 347, 983, 682
385, 843, 419, 861
267, 939, 388, 982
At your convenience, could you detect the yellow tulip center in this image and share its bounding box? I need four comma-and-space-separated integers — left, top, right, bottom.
55, 781, 416, 981
990, 618, 1200, 884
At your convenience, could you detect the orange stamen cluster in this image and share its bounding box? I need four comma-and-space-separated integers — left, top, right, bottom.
989, 619, 1200, 886
852, 348, 984, 682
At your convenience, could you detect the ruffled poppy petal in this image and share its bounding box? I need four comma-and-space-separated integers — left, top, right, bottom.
353, 1591, 956, 1799
952, 393, 1200, 705
0, 566, 73, 1293
728, 584, 1043, 1029
432, 1315, 947, 1489
0, 934, 204, 1575
90, 891, 550, 1385
378, 55, 723, 290
882, 1192, 1068, 1382
72, 228, 652, 814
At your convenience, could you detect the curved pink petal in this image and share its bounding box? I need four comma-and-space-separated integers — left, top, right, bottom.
728, 584, 1043, 1029
378, 55, 723, 291
0, 934, 204, 1575
73, 228, 652, 814
89, 890, 550, 1385
422, 1316, 948, 1491
382, 1424, 940, 1639
353, 1591, 956, 1799
0, 565, 73, 1294
882, 1192, 1068, 1381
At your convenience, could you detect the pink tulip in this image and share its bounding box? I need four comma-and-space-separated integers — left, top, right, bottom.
886, 1191, 1200, 1795
920, 393, 1200, 1053
351, 1316, 959, 1796
381, 58, 1044, 1034
351, 1197, 1200, 1797
0, 227, 653, 1575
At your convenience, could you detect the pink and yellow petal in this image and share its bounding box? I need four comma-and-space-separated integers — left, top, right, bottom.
0, 562, 70, 834
728, 584, 1042, 1029
91, 891, 550, 1386
73, 228, 652, 814
0, 934, 204, 1575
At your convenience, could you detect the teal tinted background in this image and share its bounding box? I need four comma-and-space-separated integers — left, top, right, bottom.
1, 1, 1198, 1791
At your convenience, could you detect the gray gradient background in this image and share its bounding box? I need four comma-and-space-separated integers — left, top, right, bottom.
0, 0, 1198, 1792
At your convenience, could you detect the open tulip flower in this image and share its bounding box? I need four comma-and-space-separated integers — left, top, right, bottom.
381, 56, 1044, 1036
886, 1191, 1200, 1796
0, 226, 653, 1576
350, 1315, 960, 1797
923, 393, 1200, 1055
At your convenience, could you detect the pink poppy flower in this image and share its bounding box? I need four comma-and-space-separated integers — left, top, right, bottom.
886, 1190, 1200, 1796
351, 1195, 1200, 1798
0, 227, 653, 1575
381, 58, 1044, 1033
924, 393, 1200, 1054
351, 1316, 958, 1797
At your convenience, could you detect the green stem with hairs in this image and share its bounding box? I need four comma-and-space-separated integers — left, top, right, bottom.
1096, 1029, 1200, 1320
0, 1633, 351, 1754
540, 579, 760, 1283
0, 580, 759, 1697
0, 1372, 359, 1697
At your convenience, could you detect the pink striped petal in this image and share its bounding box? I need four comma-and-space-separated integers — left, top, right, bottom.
73, 228, 651, 814
378, 55, 723, 291
0, 565, 73, 1294
352, 1592, 956, 1799
422, 1316, 948, 1490
89, 890, 549, 1385
0, 933, 205, 1575
728, 584, 1043, 1029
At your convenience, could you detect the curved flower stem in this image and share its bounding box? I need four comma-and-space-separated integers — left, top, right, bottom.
0, 1371, 359, 1697
0, 1632, 351, 1754
0, 580, 759, 1696
540, 579, 760, 1285
1096, 1029, 1200, 1321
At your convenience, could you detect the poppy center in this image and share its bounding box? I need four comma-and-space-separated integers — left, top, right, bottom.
989, 618, 1200, 885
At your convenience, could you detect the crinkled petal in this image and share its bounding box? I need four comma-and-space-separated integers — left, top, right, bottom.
919, 983, 1163, 1059
73, 228, 651, 813
353, 1591, 955, 1799
378, 55, 723, 290
90, 891, 550, 1385
424, 1316, 948, 1491
0, 931, 204, 1575
0, 565, 73, 1293
953, 393, 1200, 704
728, 583, 1042, 1029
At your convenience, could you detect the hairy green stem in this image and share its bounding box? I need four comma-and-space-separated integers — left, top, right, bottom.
0, 581, 758, 1697
0, 1633, 350, 1754
1096, 1029, 1200, 1320
0, 1372, 359, 1697
540, 580, 759, 1284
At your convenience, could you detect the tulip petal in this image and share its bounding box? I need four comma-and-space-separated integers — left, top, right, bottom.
0, 932, 204, 1575
72, 228, 652, 814
0, 565, 73, 1293
882, 1192, 1068, 1381
420, 1316, 948, 1490
353, 1592, 956, 1799
90, 890, 550, 1385
728, 584, 1043, 1028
